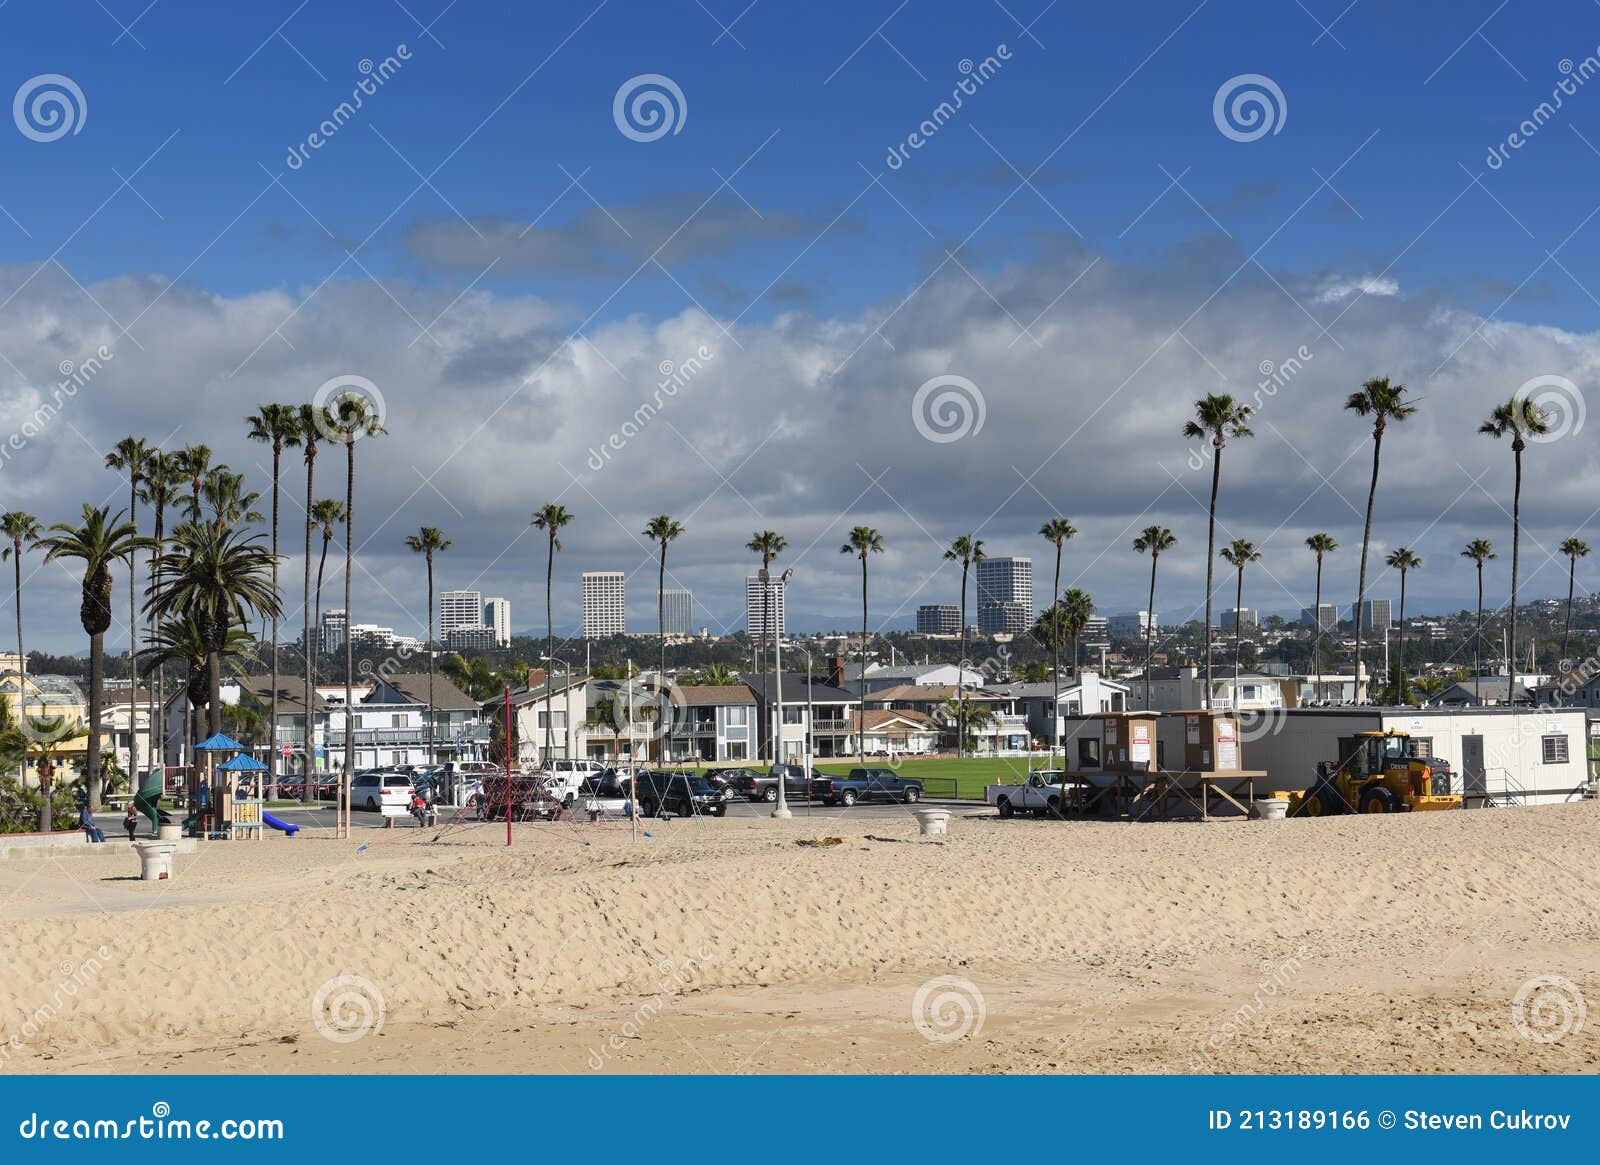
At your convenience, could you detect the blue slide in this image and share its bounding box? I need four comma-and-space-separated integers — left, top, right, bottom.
261, 812, 300, 837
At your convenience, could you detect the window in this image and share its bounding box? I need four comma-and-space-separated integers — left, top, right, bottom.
1542, 735, 1570, 764
538, 711, 568, 731
726, 706, 748, 726
392, 714, 405, 728
1077, 737, 1100, 768
783, 708, 803, 724
726, 742, 747, 760
1406, 737, 1433, 760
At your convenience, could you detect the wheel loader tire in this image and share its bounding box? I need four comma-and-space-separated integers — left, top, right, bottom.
1359, 785, 1402, 814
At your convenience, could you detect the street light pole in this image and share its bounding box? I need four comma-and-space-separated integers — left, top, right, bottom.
763, 567, 794, 819
800, 646, 815, 817
541, 653, 569, 766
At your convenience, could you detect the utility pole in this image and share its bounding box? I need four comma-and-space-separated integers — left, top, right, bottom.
763, 567, 794, 819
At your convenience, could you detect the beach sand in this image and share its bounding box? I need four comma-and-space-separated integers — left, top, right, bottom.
2, 801, 1596, 1074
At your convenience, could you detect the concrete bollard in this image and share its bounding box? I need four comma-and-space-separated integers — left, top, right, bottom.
1252, 798, 1289, 820
131, 840, 178, 881
157, 823, 181, 842
913, 808, 950, 836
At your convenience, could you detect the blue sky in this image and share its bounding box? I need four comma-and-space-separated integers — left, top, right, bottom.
2, 1, 1600, 649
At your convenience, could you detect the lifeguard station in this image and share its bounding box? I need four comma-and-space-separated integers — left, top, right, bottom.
1065, 710, 1265, 820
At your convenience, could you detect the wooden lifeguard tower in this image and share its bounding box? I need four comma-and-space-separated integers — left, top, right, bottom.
1073, 710, 1263, 820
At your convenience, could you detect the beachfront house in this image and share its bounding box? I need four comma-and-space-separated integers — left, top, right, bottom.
741, 672, 860, 763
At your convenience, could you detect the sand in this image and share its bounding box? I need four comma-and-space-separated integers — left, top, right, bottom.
1, 801, 1597, 1074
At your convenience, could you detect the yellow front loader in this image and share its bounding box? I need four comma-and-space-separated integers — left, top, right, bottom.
1287, 729, 1462, 816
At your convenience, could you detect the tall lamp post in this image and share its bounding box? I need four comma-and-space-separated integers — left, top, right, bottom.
762, 567, 794, 819
798, 645, 816, 816
540, 653, 569, 767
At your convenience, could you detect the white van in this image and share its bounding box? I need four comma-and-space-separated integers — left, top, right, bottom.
539, 759, 607, 806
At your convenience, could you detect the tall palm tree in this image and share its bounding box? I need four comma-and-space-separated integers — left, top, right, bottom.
943, 534, 985, 759
1182, 394, 1254, 707
1559, 536, 1591, 668
1039, 518, 1077, 761
1460, 538, 1497, 706
1132, 525, 1175, 711
104, 437, 154, 774
404, 527, 452, 768
178, 444, 212, 521
1219, 539, 1261, 695
328, 396, 386, 798
643, 515, 684, 762
1384, 547, 1423, 704
839, 526, 884, 762
1056, 588, 1095, 691
1, 512, 40, 793
138, 451, 182, 782
295, 403, 330, 801
147, 522, 281, 737
201, 468, 263, 532
1480, 396, 1549, 684
1304, 533, 1338, 698
745, 529, 788, 759
140, 613, 256, 773
311, 499, 344, 665
1345, 377, 1418, 702
37, 506, 143, 810
533, 504, 574, 767
247, 404, 303, 799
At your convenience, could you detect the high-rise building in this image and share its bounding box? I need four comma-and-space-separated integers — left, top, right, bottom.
662, 588, 693, 636
1083, 615, 1109, 642
483, 597, 511, 647
319, 609, 348, 655
440, 590, 483, 633
1300, 603, 1338, 631
444, 625, 496, 652
1220, 608, 1257, 632
916, 604, 961, 634
975, 556, 1033, 633
746, 575, 786, 638
1108, 611, 1156, 638
582, 572, 626, 637
1356, 599, 1393, 631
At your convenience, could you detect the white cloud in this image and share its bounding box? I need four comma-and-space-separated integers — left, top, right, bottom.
1314, 274, 1402, 303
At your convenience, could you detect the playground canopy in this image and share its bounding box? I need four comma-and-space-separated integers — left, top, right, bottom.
217, 754, 268, 772
195, 733, 247, 752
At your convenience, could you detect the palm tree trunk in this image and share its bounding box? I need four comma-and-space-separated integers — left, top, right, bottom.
88, 631, 104, 812
1312, 556, 1323, 697
128, 479, 139, 784
343, 444, 355, 801
1144, 553, 1158, 712
656, 543, 667, 763
1564, 556, 1577, 665
760, 556, 771, 760
1052, 544, 1062, 763
150, 500, 164, 787
316, 535, 330, 661
544, 535, 554, 766
1510, 443, 1523, 688
208, 649, 222, 735
1475, 564, 1484, 705
427, 554, 436, 768
1203, 447, 1221, 709
1397, 571, 1407, 704
267, 442, 281, 798
1233, 567, 1244, 690
13, 547, 25, 784
957, 565, 968, 759
1354, 430, 1383, 704
858, 554, 868, 764
302, 449, 316, 803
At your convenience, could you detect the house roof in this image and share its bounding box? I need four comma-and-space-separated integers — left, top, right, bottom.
740, 672, 858, 705
675, 684, 756, 705
371, 672, 479, 711
239, 675, 329, 713
865, 683, 1008, 704
989, 677, 1129, 699
1435, 678, 1532, 704
851, 708, 936, 732
497, 674, 590, 709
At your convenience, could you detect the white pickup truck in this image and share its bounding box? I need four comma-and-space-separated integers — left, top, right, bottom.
984, 771, 1091, 818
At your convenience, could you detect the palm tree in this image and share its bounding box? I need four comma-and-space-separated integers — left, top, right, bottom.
138, 451, 182, 786
936, 696, 996, 754
403, 527, 452, 768
533, 504, 574, 767
745, 530, 788, 758
1304, 533, 1338, 697
1182, 394, 1254, 707
1460, 538, 1497, 705
296, 404, 330, 802
247, 404, 303, 799
37, 506, 143, 810
147, 522, 281, 739
1132, 525, 1174, 711
1384, 547, 1423, 704
328, 396, 386, 797
1480, 396, 1550, 684
1038, 518, 1077, 761
643, 515, 683, 761
141, 613, 256, 770
943, 534, 985, 759
178, 444, 212, 521
696, 662, 738, 686
1345, 377, 1418, 702
443, 653, 500, 702
310, 499, 344, 666
1559, 536, 1591, 667
201, 468, 263, 532
104, 437, 154, 774
1219, 539, 1261, 695
1056, 588, 1095, 689
1, 512, 40, 794
839, 526, 884, 761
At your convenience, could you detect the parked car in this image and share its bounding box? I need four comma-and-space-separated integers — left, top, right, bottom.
984, 770, 1094, 817
810, 768, 924, 807
475, 774, 564, 821
349, 771, 415, 811
573, 773, 633, 816
716, 765, 809, 803
633, 770, 734, 818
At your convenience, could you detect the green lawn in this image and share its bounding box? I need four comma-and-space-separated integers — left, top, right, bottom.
812, 756, 1059, 800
